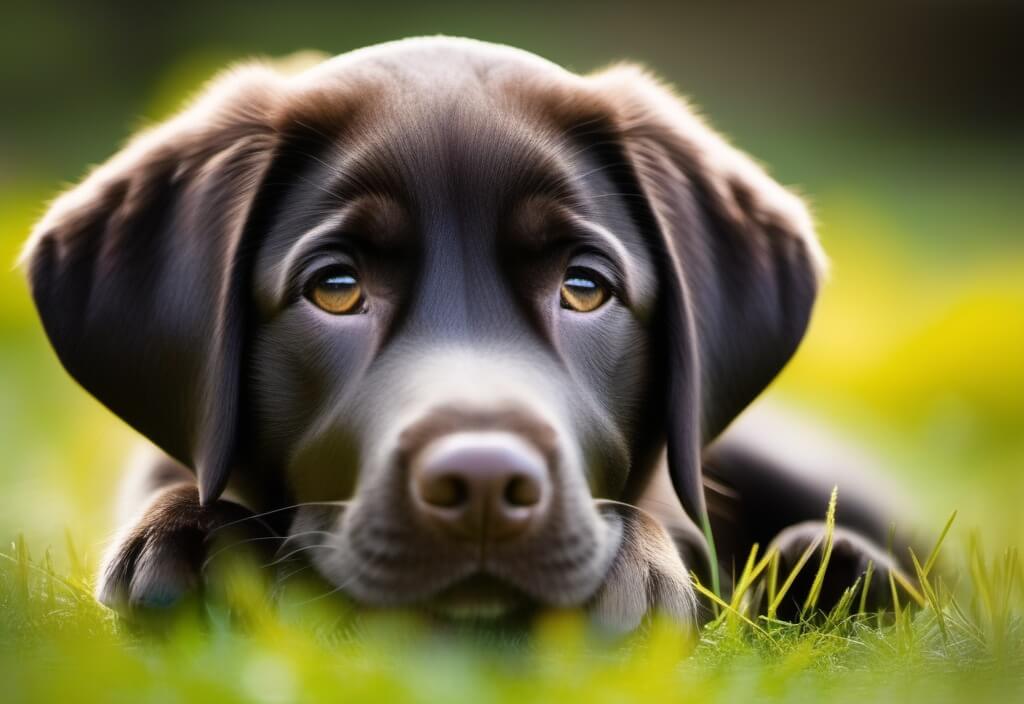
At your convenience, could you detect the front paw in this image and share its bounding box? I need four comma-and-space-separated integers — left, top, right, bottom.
763, 521, 910, 621
587, 502, 700, 634
96, 484, 269, 615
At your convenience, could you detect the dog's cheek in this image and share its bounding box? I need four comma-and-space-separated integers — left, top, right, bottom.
559, 309, 652, 497
249, 310, 375, 471
285, 425, 363, 503
558, 306, 633, 389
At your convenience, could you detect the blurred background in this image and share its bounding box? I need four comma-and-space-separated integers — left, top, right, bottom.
1, 0, 1021, 566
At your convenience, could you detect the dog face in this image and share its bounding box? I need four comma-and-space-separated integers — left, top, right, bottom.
23, 38, 825, 618
249, 74, 664, 610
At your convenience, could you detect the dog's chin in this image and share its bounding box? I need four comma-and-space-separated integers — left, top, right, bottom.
289, 498, 625, 614
424, 573, 535, 622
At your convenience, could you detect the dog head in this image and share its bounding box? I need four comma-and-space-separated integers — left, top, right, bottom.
23, 38, 824, 617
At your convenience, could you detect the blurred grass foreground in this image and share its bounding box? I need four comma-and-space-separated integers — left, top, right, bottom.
2, 5, 1024, 701
1, 507, 1022, 703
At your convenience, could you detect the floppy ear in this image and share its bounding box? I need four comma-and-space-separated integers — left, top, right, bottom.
21, 65, 288, 504
589, 66, 827, 559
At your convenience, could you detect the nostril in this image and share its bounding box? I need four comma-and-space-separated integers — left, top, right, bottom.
504, 474, 541, 507
409, 431, 552, 540
420, 473, 469, 508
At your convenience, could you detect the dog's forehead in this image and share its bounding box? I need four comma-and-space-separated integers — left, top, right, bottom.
289, 38, 587, 191
329, 89, 576, 208
336, 108, 568, 210
255, 41, 656, 310
300, 37, 573, 94
269, 53, 613, 237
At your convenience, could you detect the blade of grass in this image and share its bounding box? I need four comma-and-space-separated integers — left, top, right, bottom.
909, 548, 949, 643
921, 510, 957, 578
767, 534, 823, 621
767, 550, 779, 611
0, 550, 97, 602
730, 543, 760, 609
44, 546, 57, 610
14, 533, 30, 605
691, 572, 778, 647
968, 532, 994, 625
731, 545, 779, 616
65, 527, 87, 583
858, 560, 875, 617
888, 568, 907, 648
888, 569, 905, 621
700, 512, 722, 602
823, 576, 861, 630
801, 486, 838, 619
890, 568, 926, 608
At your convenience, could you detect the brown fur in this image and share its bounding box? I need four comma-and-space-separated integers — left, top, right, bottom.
23, 38, 908, 631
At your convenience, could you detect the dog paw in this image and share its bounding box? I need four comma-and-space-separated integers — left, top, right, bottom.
96, 484, 269, 615
763, 520, 910, 620
587, 502, 700, 634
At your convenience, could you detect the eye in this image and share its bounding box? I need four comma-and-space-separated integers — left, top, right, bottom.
307, 267, 364, 315
560, 267, 611, 312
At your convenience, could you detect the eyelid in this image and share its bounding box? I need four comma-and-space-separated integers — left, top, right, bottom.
562, 217, 635, 305
566, 254, 621, 298
294, 254, 360, 303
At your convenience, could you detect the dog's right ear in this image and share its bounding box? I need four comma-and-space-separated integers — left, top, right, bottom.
21, 64, 292, 504
581, 65, 826, 584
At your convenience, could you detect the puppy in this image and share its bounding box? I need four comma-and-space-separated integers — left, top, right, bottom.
22, 38, 909, 631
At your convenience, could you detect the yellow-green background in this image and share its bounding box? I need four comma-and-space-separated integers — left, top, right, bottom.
1, 0, 1022, 570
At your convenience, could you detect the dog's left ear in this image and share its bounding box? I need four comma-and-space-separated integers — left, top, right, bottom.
20, 65, 289, 504
588, 66, 827, 546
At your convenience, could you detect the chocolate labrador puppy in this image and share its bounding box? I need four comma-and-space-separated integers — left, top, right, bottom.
22, 38, 909, 631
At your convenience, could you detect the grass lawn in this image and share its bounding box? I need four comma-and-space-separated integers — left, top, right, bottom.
2, 510, 1021, 703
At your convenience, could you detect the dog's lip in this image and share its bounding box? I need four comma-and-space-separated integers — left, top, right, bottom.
425, 572, 533, 621
293, 498, 625, 611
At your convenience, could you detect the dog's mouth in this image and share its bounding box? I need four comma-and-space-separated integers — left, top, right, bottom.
425, 573, 534, 622
286, 497, 624, 611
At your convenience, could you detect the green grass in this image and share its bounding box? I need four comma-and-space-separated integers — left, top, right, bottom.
2, 505, 1021, 704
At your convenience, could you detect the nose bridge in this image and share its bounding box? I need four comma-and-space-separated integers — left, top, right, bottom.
363, 341, 573, 473
402, 199, 529, 342
406, 216, 469, 336
404, 344, 562, 415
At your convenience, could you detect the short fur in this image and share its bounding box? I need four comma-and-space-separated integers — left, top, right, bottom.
23, 38, 909, 630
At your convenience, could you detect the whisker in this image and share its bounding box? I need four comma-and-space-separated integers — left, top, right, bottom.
201, 535, 290, 571
266, 542, 337, 569
287, 537, 387, 608
208, 501, 345, 536
280, 529, 336, 543
275, 562, 316, 586
288, 576, 350, 608
268, 540, 339, 573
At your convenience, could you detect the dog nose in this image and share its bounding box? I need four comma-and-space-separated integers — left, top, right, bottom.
410, 432, 550, 541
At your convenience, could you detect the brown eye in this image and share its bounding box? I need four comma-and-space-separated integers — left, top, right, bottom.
308, 269, 364, 315
560, 269, 611, 312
